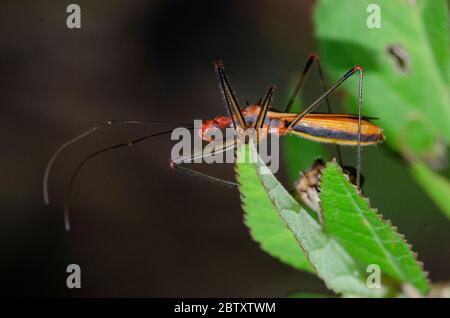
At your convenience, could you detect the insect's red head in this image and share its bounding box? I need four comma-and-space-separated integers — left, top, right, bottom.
199, 116, 233, 142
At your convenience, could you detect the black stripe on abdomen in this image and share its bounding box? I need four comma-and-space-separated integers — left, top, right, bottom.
293, 124, 380, 142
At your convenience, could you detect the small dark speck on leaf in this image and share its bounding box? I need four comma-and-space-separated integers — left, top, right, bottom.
386, 44, 411, 74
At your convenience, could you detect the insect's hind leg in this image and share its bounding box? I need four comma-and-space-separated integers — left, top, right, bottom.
355, 66, 364, 188
285, 65, 365, 188
284, 53, 317, 113
285, 53, 344, 168
312, 55, 344, 166
308, 56, 365, 188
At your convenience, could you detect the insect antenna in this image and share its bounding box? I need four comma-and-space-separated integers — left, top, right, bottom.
43, 120, 193, 205
62, 127, 190, 231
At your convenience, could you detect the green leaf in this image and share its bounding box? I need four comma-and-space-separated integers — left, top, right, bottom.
409, 161, 450, 220
236, 143, 385, 297
284, 135, 329, 183
419, 0, 449, 82
314, 0, 450, 164
237, 147, 315, 273
320, 161, 430, 295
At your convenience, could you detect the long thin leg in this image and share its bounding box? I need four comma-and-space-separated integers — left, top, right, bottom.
43, 120, 192, 205
170, 139, 239, 188
256, 85, 275, 130
214, 62, 246, 129
171, 164, 238, 189
356, 66, 363, 187
286, 65, 364, 187
170, 138, 236, 165
314, 57, 343, 166
254, 85, 275, 144
286, 66, 362, 130
284, 54, 316, 113
285, 54, 343, 165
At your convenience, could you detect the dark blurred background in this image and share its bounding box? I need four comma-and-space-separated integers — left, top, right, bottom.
0, 0, 448, 297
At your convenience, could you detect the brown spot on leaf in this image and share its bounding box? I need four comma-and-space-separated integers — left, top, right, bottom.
386, 44, 411, 74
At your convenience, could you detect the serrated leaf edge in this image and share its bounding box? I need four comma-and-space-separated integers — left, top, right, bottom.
319, 160, 431, 295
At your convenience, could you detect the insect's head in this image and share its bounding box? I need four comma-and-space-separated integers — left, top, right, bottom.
199, 116, 233, 142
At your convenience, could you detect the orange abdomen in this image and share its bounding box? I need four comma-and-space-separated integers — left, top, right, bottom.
286, 114, 384, 145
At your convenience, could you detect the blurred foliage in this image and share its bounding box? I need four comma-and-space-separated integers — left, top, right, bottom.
410, 161, 450, 219
315, 0, 449, 160
313, 0, 450, 218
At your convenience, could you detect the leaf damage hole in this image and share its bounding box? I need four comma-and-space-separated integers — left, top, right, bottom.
386, 44, 411, 74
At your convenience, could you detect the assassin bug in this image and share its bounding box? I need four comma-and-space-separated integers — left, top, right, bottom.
43, 54, 384, 230
171, 55, 383, 186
